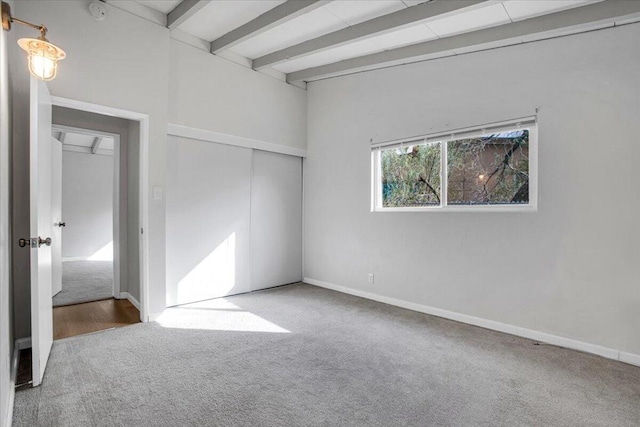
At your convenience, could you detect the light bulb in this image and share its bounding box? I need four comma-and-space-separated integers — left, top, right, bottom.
29, 53, 56, 80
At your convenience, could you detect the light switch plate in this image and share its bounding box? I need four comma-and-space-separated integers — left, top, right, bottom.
153, 186, 163, 200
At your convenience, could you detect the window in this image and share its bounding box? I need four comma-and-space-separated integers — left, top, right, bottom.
372, 118, 537, 212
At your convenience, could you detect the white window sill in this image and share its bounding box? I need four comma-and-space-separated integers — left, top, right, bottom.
372, 204, 537, 213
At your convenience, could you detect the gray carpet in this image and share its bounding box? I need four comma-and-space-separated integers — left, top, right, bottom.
52, 261, 113, 307
15, 284, 640, 426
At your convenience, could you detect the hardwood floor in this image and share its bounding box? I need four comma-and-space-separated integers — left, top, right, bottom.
53, 298, 140, 340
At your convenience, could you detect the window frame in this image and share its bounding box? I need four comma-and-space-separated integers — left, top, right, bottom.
371, 119, 538, 213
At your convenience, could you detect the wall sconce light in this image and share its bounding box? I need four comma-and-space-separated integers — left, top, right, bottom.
1, 1, 66, 81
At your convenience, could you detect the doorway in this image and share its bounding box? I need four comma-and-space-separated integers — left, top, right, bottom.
51, 126, 119, 308
47, 103, 147, 341
49, 98, 150, 324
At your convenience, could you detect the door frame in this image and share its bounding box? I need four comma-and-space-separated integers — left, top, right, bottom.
51, 96, 150, 323
52, 124, 121, 298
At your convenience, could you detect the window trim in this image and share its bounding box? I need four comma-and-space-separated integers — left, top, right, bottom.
371, 118, 538, 213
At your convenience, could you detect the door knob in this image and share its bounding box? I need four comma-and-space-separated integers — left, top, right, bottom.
18, 237, 52, 248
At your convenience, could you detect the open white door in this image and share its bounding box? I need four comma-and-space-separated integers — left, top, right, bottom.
51, 136, 62, 296
29, 77, 54, 386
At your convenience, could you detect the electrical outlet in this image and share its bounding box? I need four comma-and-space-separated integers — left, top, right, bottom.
368, 273, 374, 284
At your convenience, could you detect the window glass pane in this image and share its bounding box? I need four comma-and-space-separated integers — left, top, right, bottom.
381, 142, 441, 207
447, 130, 529, 205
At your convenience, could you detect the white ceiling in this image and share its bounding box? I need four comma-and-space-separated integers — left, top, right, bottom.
137, 0, 182, 14
136, 0, 608, 80
179, 1, 286, 42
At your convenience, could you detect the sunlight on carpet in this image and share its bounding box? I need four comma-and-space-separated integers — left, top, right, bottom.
157, 298, 290, 333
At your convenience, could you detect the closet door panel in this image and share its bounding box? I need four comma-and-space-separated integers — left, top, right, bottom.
251, 150, 302, 291
166, 136, 252, 306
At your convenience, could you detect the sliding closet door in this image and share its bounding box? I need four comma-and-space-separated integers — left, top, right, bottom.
166, 136, 252, 306
250, 150, 302, 291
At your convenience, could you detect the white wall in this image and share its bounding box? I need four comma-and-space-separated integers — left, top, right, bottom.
9, 1, 306, 332
10, 0, 169, 327
305, 24, 640, 356
0, 2, 13, 425
9, 0, 31, 346
168, 40, 307, 150
61, 152, 113, 259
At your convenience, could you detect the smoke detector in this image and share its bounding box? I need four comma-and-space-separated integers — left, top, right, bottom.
89, 2, 107, 21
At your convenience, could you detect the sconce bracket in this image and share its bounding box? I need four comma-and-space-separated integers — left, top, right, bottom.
1, 2, 11, 31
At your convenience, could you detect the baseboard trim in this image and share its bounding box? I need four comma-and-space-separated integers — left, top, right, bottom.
303, 277, 640, 368
115, 292, 141, 311
126, 293, 141, 311
14, 337, 31, 351
61, 256, 87, 262
148, 311, 164, 322
619, 351, 640, 367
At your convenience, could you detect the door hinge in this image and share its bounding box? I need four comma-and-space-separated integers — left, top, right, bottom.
141, 227, 143, 235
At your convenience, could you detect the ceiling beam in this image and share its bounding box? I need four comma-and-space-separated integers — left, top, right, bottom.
253, 0, 488, 70
211, 0, 329, 54
91, 137, 103, 155
287, 0, 640, 83
63, 145, 114, 157
167, 0, 208, 30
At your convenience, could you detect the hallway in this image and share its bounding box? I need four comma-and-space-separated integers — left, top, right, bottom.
53, 298, 139, 340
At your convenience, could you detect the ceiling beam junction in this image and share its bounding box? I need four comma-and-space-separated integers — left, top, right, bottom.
210, 0, 330, 54
167, 0, 208, 30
